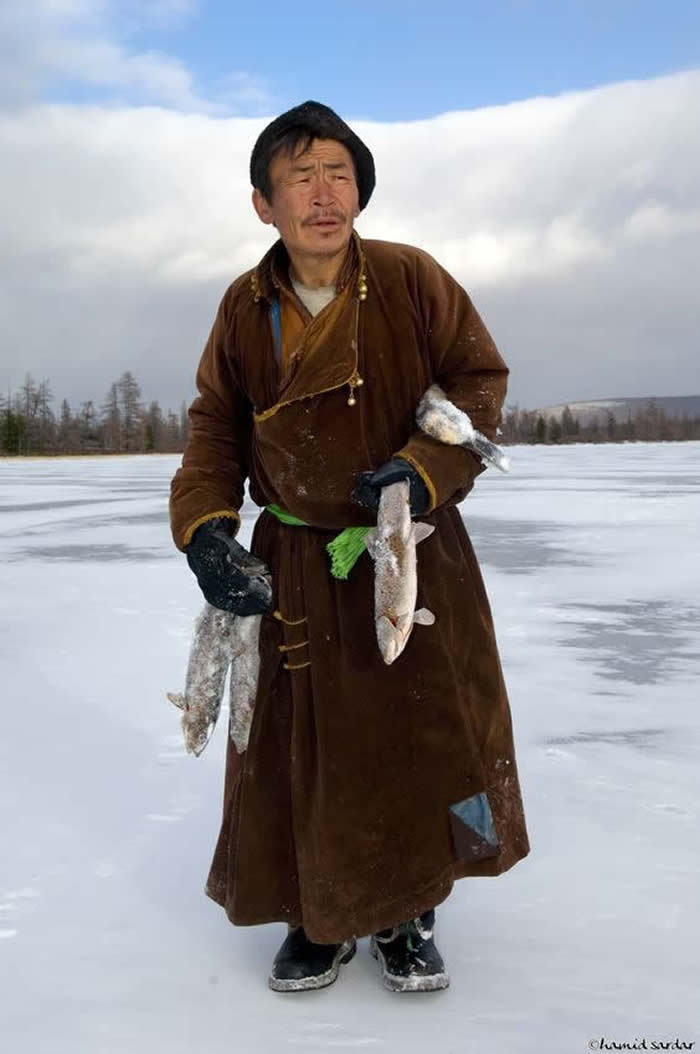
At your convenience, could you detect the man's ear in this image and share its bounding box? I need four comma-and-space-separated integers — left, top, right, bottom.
252, 187, 274, 225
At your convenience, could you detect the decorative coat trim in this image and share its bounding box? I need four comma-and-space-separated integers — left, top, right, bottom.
182, 509, 240, 549
253, 229, 363, 304
250, 230, 368, 421
272, 610, 307, 626
393, 449, 438, 515
252, 298, 363, 424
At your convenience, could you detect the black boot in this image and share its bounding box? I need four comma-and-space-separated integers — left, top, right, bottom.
369, 907, 449, 992
268, 923, 357, 992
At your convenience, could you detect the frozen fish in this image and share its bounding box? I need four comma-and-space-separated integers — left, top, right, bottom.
167, 605, 262, 757
364, 479, 435, 665
416, 383, 511, 472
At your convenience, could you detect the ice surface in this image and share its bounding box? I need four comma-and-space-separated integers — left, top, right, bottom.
1, 447, 699, 1052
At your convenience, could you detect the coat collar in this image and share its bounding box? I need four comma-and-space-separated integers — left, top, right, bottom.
250, 228, 366, 305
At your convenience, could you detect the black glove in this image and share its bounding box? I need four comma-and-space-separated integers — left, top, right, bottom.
351, 456, 430, 517
186, 516, 273, 616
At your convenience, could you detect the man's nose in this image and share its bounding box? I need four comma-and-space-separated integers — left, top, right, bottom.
310, 173, 335, 204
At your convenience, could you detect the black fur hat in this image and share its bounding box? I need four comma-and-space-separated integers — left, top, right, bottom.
250, 100, 375, 210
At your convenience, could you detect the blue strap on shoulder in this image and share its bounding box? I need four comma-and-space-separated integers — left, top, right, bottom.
269, 299, 282, 365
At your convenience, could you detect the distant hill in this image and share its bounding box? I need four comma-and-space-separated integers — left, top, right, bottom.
532, 395, 700, 425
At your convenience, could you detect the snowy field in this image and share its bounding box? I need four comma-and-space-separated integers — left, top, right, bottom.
1, 444, 699, 1054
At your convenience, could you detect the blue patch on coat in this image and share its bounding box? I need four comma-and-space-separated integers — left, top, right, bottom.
449, 791, 500, 859
270, 299, 282, 365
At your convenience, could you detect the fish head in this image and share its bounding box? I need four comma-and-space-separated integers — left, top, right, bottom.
376, 611, 415, 665
182, 704, 215, 756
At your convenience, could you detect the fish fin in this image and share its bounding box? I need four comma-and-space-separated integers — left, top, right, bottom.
413, 607, 435, 626
413, 522, 435, 545
364, 527, 377, 558
167, 692, 186, 710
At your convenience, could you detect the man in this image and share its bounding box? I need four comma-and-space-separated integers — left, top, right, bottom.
169, 101, 530, 994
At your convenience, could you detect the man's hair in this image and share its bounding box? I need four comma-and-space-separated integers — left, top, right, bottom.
250, 101, 375, 210
254, 128, 357, 204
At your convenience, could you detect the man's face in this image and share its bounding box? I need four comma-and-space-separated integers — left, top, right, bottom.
252, 138, 360, 264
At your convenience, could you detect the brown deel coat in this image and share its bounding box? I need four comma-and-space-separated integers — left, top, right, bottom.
169, 230, 531, 943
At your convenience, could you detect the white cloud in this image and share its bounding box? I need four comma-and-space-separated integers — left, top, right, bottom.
0, 9, 698, 413
0, 0, 273, 113
38, 37, 210, 111
357, 72, 700, 286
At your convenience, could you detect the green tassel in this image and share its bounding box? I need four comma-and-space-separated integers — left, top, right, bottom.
265, 504, 371, 580
325, 526, 372, 580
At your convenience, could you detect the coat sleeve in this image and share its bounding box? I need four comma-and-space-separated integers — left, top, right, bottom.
393, 249, 509, 514
169, 286, 253, 552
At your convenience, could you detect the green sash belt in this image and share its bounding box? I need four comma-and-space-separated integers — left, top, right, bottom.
265, 502, 371, 580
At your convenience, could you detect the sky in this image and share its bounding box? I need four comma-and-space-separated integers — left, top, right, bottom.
1, 0, 699, 414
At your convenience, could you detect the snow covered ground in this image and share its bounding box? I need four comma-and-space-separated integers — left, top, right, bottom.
1, 444, 698, 1053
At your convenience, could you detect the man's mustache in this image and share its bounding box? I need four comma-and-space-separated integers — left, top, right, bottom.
306, 213, 345, 224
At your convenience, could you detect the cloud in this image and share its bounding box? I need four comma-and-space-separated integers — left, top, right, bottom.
0, 0, 274, 113
0, 10, 698, 412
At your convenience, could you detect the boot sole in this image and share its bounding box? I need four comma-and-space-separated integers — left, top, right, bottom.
369, 935, 450, 992
268, 938, 357, 992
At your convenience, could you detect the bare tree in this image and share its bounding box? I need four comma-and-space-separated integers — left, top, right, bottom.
101, 383, 121, 452
535, 415, 546, 443
117, 371, 143, 453
144, 400, 164, 452
164, 410, 180, 452
57, 399, 78, 452
78, 400, 100, 450
36, 380, 55, 452
18, 373, 39, 453
561, 405, 578, 439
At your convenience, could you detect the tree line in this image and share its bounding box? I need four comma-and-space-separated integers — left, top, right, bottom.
2, 376, 699, 457
499, 399, 700, 445
1, 372, 189, 456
